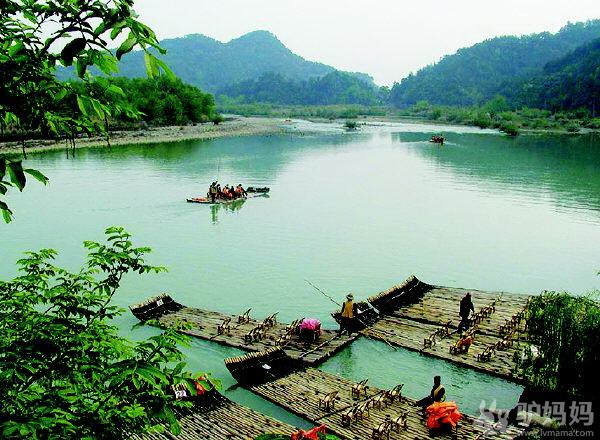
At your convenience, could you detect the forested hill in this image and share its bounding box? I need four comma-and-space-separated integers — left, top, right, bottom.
509, 38, 600, 114
111, 30, 374, 92
389, 20, 600, 108
217, 71, 382, 105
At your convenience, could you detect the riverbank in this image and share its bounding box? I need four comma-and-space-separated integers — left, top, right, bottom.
0, 116, 286, 156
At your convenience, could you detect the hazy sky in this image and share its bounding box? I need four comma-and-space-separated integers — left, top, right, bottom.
136, 0, 600, 85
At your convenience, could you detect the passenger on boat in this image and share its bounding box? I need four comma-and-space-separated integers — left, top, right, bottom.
416, 375, 446, 412
227, 184, 236, 199
338, 293, 357, 336
209, 182, 218, 203
236, 184, 247, 198
220, 185, 229, 199
458, 292, 475, 333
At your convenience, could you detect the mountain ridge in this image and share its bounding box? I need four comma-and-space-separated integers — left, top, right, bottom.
112, 30, 374, 92
389, 20, 600, 108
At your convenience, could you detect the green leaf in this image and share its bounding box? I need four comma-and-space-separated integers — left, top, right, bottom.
0, 201, 13, 223
7, 161, 26, 191
24, 169, 49, 185
0, 158, 5, 180
154, 57, 175, 80
61, 38, 87, 67
76, 59, 87, 77
107, 84, 125, 98
76, 95, 89, 116
116, 32, 136, 60
9, 41, 24, 57
144, 53, 159, 78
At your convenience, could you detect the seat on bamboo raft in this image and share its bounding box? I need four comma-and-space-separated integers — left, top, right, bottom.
372, 417, 391, 440
238, 308, 252, 324
217, 317, 231, 335
352, 378, 369, 399
318, 390, 338, 411
386, 384, 404, 403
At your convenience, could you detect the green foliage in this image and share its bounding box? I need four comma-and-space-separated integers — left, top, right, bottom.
0, 0, 164, 220
565, 122, 581, 133
217, 71, 381, 106
211, 114, 225, 125
0, 227, 211, 438
0, 157, 48, 223
516, 292, 600, 399
511, 38, 600, 114
389, 20, 600, 107
344, 120, 358, 130
500, 122, 519, 136
217, 100, 388, 119
63, 77, 217, 127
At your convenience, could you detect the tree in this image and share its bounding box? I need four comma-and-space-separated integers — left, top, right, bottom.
0, 0, 171, 222
516, 292, 599, 400
0, 227, 219, 438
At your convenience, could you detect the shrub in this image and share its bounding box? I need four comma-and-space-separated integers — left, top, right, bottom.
500, 122, 519, 136
344, 120, 358, 130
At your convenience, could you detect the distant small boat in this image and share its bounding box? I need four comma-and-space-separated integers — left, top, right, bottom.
430, 135, 445, 145
186, 193, 268, 205
246, 186, 270, 193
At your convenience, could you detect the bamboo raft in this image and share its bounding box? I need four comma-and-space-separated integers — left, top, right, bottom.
130, 394, 295, 439
248, 368, 524, 440
130, 295, 358, 366
362, 276, 532, 381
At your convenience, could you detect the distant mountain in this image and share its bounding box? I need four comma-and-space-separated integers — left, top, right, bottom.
109, 30, 374, 93
217, 70, 382, 105
389, 20, 600, 107
509, 38, 600, 114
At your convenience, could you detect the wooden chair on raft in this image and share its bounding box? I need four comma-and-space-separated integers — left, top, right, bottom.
372, 391, 388, 410
372, 415, 392, 440
351, 378, 369, 399
391, 412, 408, 432
424, 321, 453, 348
262, 312, 278, 329
216, 317, 231, 335
238, 308, 251, 324
318, 390, 338, 411
477, 345, 495, 362
386, 384, 404, 403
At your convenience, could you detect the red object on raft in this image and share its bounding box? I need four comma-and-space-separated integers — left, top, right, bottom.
426, 401, 463, 430
290, 424, 327, 440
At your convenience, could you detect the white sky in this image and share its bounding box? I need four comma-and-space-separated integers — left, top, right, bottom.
135, 0, 600, 86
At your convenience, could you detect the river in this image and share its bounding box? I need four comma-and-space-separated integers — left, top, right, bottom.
3, 120, 600, 427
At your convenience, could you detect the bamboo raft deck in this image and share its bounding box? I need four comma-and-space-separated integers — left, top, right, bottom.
130, 295, 357, 365
249, 368, 524, 440
362, 276, 531, 381
130, 395, 295, 439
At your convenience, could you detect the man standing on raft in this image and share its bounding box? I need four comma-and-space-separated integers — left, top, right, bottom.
339, 293, 357, 336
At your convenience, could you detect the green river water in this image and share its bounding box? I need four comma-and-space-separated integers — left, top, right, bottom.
2, 120, 600, 428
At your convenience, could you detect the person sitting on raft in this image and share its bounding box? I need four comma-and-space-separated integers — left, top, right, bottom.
235, 184, 247, 198
416, 375, 446, 413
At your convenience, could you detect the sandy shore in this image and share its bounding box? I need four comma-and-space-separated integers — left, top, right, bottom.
0, 116, 286, 155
